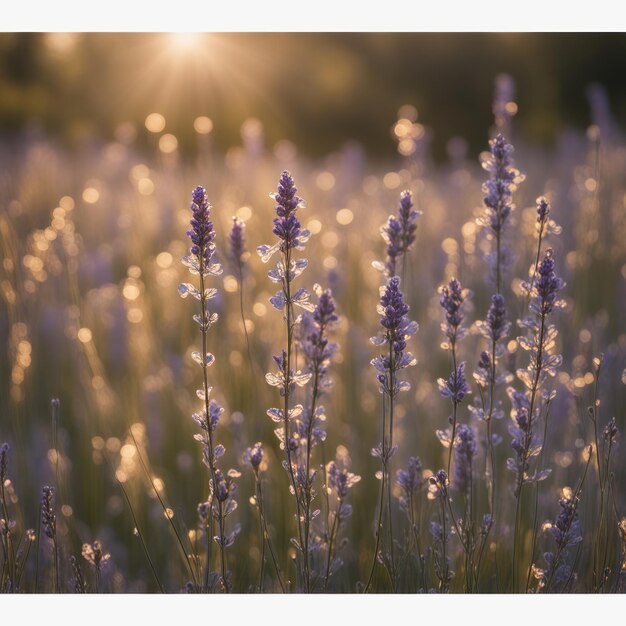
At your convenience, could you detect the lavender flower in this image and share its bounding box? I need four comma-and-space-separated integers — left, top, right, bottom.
439, 277, 470, 347
377, 189, 421, 277
453, 424, 476, 497
180, 184, 233, 592
244, 442, 264, 474
479, 134, 524, 292
324, 458, 361, 590
229, 216, 246, 267
535, 491, 583, 591
482, 293, 510, 343
371, 276, 418, 399
396, 456, 423, 517
327, 461, 361, 504
366, 276, 417, 592
184, 186, 219, 272
258, 171, 315, 590
603, 417, 618, 443
0, 443, 7, 485
438, 362, 470, 404
41, 486, 56, 540
517, 249, 566, 392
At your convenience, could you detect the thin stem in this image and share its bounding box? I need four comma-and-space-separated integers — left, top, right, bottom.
129, 430, 197, 587
324, 500, 342, 591
364, 459, 386, 592
0, 481, 15, 591
302, 326, 325, 593
114, 465, 165, 593
446, 342, 458, 476
512, 308, 546, 592
282, 247, 307, 590
526, 399, 553, 591
237, 261, 255, 380
387, 338, 397, 590
256, 479, 286, 592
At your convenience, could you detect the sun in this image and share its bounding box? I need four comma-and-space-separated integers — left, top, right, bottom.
165, 32, 207, 54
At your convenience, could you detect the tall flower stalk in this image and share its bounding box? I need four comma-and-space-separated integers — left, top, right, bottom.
180, 185, 236, 592
473, 293, 510, 525
437, 277, 471, 476
257, 171, 314, 591
296, 288, 338, 591
41, 486, 59, 593
323, 458, 360, 591
508, 248, 565, 591
366, 276, 417, 591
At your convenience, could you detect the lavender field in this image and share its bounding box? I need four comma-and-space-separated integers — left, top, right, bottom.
1, 34, 625, 595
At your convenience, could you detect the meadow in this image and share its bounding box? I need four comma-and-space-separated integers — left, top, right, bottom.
1, 74, 625, 594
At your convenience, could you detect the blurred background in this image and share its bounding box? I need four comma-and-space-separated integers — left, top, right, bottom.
1, 33, 626, 161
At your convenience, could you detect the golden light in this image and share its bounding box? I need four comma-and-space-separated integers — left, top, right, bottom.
166, 32, 206, 53
194, 116, 214, 135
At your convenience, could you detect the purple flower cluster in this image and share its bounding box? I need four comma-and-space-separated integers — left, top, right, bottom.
0, 443, 8, 484
371, 277, 418, 398
438, 362, 470, 404
479, 134, 524, 290
229, 216, 246, 267
296, 289, 339, 448
481, 134, 522, 234
439, 277, 470, 346
396, 456, 423, 517
258, 171, 311, 265
453, 424, 476, 497
244, 442, 264, 473
381, 190, 421, 276
41, 486, 56, 540
517, 249, 565, 391
535, 492, 583, 590
186, 186, 217, 269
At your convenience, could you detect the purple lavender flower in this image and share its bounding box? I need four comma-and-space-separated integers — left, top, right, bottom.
396, 456, 422, 496
479, 134, 524, 292
213, 469, 231, 503
229, 216, 246, 267
530, 249, 565, 318
186, 186, 218, 270
378, 190, 422, 277
396, 456, 423, 517
536, 196, 550, 226
603, 417, 618, 443
327, 461, 361, 502
371, 276, 418, 398
453, 424, 476, 497
41, 486, 56, 540
438, 362, 470, 404
535, 491, 582, 591
439, 277, 470, 345
483, 293, 510, 343
0, 443, 8, 484
244, 442, 264, 473
473, 350, 493, 389
257, 171, 310, 264
430, 469, 449, 498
